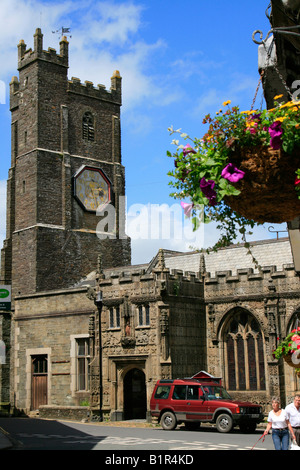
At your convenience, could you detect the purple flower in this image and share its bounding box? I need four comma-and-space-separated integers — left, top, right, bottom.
270, 135, 283, 150
269, 121, 283, 150
183, 144, 196, 156
249, 113, 261, 120
221, 163, 245, 183
180, 201, 194, 217
200, 177, 217, 206
269, 121, 283, 137
179, 168, 191, 182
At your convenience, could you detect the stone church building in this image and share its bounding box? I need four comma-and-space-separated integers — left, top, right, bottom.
0, 29, 300, 421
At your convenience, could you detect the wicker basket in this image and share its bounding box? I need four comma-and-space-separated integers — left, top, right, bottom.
224, 146, 300, 223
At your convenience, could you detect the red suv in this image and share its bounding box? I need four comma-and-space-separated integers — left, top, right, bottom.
150, 372, 264, 433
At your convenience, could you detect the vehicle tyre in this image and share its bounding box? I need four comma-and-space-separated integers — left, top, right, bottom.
216, 413, 233, 433
161, 411, 177, 430
239, 421, 257, 433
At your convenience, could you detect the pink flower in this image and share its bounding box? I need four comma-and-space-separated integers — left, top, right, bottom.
292, 335, 300, 344
180, 201, 194, 217
183, 144, 196, 156
221, 163, 245, 183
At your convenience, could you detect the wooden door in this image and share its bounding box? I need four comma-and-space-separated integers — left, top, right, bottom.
31, 355, 48, 410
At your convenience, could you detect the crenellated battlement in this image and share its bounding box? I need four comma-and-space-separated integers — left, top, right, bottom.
67, 70, 121, 104
98, 260, 297, 291
99, 266, 203, 285
17, 28, 69, 70
15, 28, 121, 106
204, 263, 296, 285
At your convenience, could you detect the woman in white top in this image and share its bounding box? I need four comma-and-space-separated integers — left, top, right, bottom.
263, 397, 296, 450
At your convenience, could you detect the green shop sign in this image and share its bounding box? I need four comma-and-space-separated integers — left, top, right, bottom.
0, 289, 9, 298
0, 286, 11, 311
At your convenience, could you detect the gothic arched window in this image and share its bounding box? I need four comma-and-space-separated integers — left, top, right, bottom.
82, 112, 95, 141
290, 311, 300, 332
223, 309, 266, 391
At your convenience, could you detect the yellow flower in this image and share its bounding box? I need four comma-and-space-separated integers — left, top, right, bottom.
274, 94, 283, 100
279, 102, 291, 109
276, 116, 287, 122
223, 100, 231, 106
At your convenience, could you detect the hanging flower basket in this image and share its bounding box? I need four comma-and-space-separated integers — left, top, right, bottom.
224, 145, 300, 223
273, 328, 300, 377
167, 97, 300, 249
284, 353, 300, 368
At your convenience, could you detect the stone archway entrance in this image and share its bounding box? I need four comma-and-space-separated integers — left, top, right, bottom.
123, 368, 146, 420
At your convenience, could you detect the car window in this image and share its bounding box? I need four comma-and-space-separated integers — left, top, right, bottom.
172, 385, 186, 400
202, 385, 232, 400
154, 386, 170, 399
187, 385, 199, 400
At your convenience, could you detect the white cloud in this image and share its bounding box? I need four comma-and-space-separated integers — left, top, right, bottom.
128, 201, 289, 265
126, 201, 205, 264
0, 0, 171, 112
0, 0, 74, 78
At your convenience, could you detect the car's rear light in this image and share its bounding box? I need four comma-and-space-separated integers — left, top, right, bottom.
236, 407, 240, 414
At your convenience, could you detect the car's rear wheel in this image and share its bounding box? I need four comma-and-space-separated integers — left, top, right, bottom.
216, 413, 233, 433
161, 411, 177, 430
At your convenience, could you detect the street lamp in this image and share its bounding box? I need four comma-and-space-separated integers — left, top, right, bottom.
95, 290, 103, 421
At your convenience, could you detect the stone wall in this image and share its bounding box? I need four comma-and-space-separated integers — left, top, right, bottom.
13, 287, 94, 412
204, 262, 300, 409
0, 313, 11, 404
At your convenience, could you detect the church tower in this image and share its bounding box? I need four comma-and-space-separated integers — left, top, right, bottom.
1, 29, 131, 296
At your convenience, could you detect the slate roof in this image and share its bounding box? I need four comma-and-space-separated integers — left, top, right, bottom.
163, 238, 293, 276
75, 237, 294, 287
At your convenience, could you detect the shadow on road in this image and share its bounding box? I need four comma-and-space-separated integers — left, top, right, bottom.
0, 417, 106, 450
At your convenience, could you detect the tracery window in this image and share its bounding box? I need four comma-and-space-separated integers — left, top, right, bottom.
223, 310, 266, 391
82, 112, 95, 141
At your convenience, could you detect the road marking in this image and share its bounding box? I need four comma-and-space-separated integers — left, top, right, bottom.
16, 432, 270, 450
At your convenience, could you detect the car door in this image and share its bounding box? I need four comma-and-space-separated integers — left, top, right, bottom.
201, 385, 221, 421
171, 385, 188, 421
185, 385, 209, 422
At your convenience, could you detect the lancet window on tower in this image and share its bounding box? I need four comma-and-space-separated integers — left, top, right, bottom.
82, 112, 95, 141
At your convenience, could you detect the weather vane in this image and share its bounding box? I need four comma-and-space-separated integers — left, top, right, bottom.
52, 27, 72, 40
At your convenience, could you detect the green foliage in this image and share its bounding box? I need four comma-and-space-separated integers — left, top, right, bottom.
273, 328, 300, 374
168, 97, 300, 250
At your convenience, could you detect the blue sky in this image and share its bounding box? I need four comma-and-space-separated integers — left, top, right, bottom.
0, 0, 288, 265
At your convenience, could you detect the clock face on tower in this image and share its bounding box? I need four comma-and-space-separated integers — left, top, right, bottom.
73, 166, 111, 212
